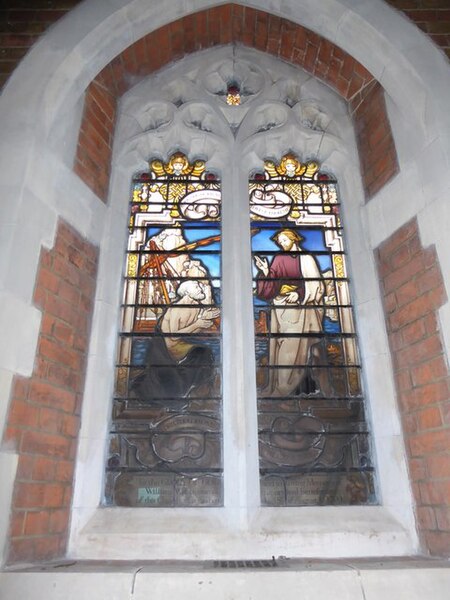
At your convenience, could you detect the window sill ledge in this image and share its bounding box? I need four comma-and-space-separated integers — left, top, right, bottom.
3, 558, 449, 600
70, 505, 418, 560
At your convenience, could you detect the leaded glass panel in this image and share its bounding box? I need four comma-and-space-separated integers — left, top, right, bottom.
105, 153, 222, 507
250, 155, 376, 506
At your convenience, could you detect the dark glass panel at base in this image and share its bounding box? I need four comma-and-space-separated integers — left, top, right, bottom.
256, 366, 361, 398
106, 408, 223, 507
108, 430, 221, 470
106, 472, 223, 507
112, 397, 221, 424
259, 431, 371, 470
261, 471, 376, 506
126, 360, 221, 403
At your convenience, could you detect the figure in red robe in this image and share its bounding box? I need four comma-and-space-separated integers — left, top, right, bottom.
254, 229, 325, 396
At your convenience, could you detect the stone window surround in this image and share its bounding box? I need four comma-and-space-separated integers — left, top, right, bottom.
0, 2, 448, 564
69, 47, 415, 560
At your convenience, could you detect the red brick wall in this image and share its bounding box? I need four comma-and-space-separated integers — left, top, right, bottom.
1, 2, 449, 92
3, 221, 98, 564
93, 6, 375, 101
385, 0, 450, 60
73, 80, 117, 203
75, 5, 396, 202
350, 81, 399, 199
0, 1, 82, 89
377, 218, 450, 556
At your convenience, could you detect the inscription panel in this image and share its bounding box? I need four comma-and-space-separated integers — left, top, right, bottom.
261, 472, 375, 506
106, 472, 222, 507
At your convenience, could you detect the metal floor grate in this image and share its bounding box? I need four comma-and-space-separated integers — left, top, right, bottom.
213, 559, 278, 569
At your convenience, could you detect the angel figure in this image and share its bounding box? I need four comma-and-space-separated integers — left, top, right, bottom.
150, 152, 206, 217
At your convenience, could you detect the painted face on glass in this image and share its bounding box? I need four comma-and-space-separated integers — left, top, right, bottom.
285, 160, 296, 177
276, 233, 295, 251
172, 160, 185, 176
190, 282, 206, 301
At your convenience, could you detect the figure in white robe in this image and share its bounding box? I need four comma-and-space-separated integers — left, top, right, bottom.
254, 229, 326, 396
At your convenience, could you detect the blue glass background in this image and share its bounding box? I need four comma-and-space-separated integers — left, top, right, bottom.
251, 225, 332, 271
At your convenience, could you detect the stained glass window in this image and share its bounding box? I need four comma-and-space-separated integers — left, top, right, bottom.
250, 155, 376, 506
105, 153, 222, 507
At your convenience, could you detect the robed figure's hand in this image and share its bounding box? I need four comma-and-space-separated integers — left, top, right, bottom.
254, 255, 269, 277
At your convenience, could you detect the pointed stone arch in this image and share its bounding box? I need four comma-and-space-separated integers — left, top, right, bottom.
1, 0, 450, 565
74, 5, 397, 202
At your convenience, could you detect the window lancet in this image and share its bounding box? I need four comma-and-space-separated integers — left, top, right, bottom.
250, 154, 376, 506
105, 153, 223, 507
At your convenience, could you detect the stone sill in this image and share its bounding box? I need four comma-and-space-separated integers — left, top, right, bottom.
69, 505, 418, 560
2, 557, 450, 600
3, 556, 450, 573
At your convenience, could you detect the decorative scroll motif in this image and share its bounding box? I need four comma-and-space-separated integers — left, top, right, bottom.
250, 155, 321, 220
129, 153, 220, 220
250, 154, 376, 507
105, 153, 223, 507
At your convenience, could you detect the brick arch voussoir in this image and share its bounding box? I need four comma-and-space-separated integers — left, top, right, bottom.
74, 3, 398, 203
